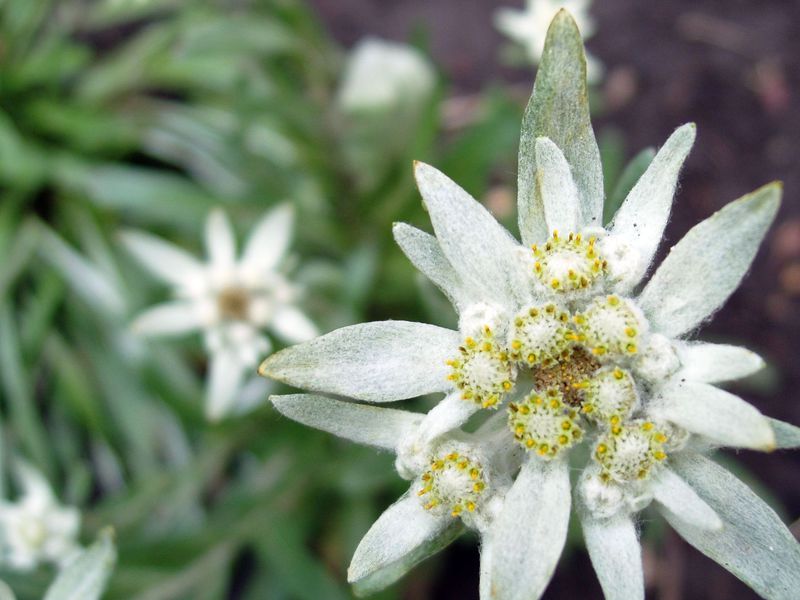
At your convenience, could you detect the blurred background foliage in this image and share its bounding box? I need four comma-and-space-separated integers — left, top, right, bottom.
0, 0, 796, 598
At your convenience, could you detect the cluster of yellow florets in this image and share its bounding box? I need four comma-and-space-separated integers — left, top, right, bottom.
531, 231, 607, 292
417, 450, 487, 518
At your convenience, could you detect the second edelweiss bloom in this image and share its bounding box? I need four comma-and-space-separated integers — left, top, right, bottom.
262, 10, 800, 600
122, 205, 317, 420
0, 463, 81, 572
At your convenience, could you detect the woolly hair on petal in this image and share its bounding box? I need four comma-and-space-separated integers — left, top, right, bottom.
489, 459, 571, 600
392, 222, 476, 311
414, 161, 532, 308
665, 455, 800, 599
259, 320, 458, 403
638, 182, 781, 337
535, 137, 581, 235
580, 514, 644, 600
348, 493, 463, 597
674, 342, 764, 384
649, 381, 775, 451
270, 394, 422, 451
517, 9, 603, 244
608, 123, 696, 288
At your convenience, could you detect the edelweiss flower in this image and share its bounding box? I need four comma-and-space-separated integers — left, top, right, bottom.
261, 11, 800, 600
337, 38, 436, 114
122, 205, 317, 420
0, 463, 81, 571
495, 0, 602, 82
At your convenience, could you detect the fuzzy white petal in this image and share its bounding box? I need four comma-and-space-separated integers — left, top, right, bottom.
259, 321, 458, 403
205, 350, 246, 421
43, 529, 116, 600
131, 302, 205, 337
580, 514, 644, 600
535, 137, 580, 234
348, 493, 462, 596
650, 381, 775, 451
270, 305, 318, 344
666, 454, 800, 599
414, 162, 532, 308
490, 458, 570, 600
769, 417, 800, 449
651, 467, 722, 531
392, 222, 474, 310
639, 183, 781, 337
416, 392, 481, 445
478, 534, 494, 600
517, 10, 603, 244
610, 123, 695, 287
271, 394, 422, 450
205, 209, 236, 273
242, 203, 294, 273
675, 342, 765, 383
120, 230, 205, 290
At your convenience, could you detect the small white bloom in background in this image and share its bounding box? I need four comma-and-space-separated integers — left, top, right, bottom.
0, 463, 81, 572
262, 10, 800, 600
337, 38, 436, 114
122, 204, 317, 421
495, 0, 603, 82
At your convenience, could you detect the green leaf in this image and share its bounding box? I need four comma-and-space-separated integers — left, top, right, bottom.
517, 9, 603, 244
44, 528, 117, 600
0, 301, 52, 475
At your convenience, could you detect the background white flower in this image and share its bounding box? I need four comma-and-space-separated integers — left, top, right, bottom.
0, 463, 80, 572
495, 0, 603, 82
262, 10, 800, 600
122, 205, 317, 420
337, 37, 436, 114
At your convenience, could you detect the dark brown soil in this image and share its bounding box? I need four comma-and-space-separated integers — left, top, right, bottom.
309, 1, 800, 598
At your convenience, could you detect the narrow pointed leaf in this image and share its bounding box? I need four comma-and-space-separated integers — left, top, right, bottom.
651, 468, 722, 530
349, 494, 463, 596
393, 222, 474, 310
650, 381, 774, 451
666, 455, 800, 600
259, 321, 458, 402
610, 123, 695, 286
518, 9, 602, 244
44, 529, 116, 600
675, 342, 764, 384
490, 458, 570, 600
581, 514, 644, 600
271, 394, 422, 450
535, 137, 580, 235
415, 162, 531, 308
639, 183, 781, 337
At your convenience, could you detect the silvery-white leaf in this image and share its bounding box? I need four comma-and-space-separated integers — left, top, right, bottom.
518, 9, 603, 244
416, 392, 481, 445
666, 454, 800, 600
119, 229, 205, 290
43, 528, 116, 600
535, 137, 580, 235
489, 458, 570, 600
271, 394, 422, 450
242, 203, 294, 273
650, 381, 774, 451
675, 342, 764, 384
259, 320, 458, 403
414, 162, 532, 308
349, 493, 463, 597
609, 123, 695, 287
204, 209, 236, 272
0, 580, 14, 600
651, 467, 722, 531
639, 183, 781, 337
392, 222, 474, 310
580, 513, 643, 600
